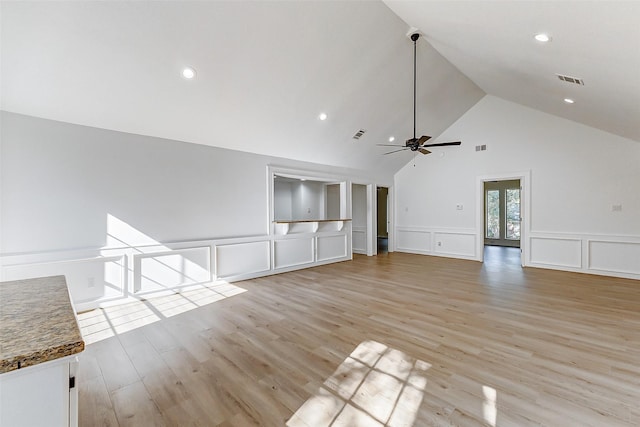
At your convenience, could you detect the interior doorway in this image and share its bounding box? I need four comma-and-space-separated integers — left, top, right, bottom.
476, 171, 529, 266
351, 183, 368, 255
376, 187, 389, 254
484, 179, 521, 248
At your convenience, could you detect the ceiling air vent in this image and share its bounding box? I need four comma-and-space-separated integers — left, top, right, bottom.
352, 129, 367, 140
556, 74, 584, 85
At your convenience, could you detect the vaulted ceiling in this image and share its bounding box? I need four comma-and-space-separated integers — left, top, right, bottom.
2, 1, 638, 179
385, 0, 640, 143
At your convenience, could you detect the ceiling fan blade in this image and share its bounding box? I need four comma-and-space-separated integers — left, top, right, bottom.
383, 148, 409, 155
416, 135, 432, 145
421, 141, 462, 148
376, 144, 405, 147
418, 149, 431, 155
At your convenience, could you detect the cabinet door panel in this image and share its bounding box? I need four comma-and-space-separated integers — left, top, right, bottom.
0, 360, 70, 427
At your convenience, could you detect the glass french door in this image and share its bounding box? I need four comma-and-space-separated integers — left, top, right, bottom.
484, 180, 521, 247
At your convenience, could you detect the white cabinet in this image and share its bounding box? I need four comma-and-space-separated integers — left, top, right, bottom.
0, 355, 79, 427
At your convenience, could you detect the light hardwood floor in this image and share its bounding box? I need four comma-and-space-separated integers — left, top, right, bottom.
77, 252, 640, 426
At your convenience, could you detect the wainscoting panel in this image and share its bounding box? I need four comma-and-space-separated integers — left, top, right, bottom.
352, 227, 367, 254
588, 240, 640, 275
530, 237, 582, 269
317, 234, 348, 262
274, 237, 315, 269
396, 229, 431, 253
215, 240, 271, 279
134, 246, 211, 293
433, 232, 476, 258
1, 255, 126, 305
1, 229, 354, 310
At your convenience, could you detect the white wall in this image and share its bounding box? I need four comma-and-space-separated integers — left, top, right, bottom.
395, 96, 640, 279
326, 184, 341, 219
352, 184, 367, 227
351, 184, 368, 254
274, 181, 293, 220
1, 113, 266, 253
1, 112, 391, 254
0, 112, 389, 308
291, 181, 324, 220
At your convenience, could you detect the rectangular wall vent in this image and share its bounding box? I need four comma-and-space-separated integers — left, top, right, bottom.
352, 129, 366, 140
556, 74, 584, 85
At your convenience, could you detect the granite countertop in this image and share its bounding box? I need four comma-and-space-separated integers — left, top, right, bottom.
0, 275, 85, 374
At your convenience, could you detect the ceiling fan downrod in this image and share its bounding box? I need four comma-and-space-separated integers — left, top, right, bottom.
411, 33, 419, 143
377, 31, 462, 156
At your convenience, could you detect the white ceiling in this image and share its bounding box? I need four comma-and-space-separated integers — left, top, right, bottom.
0, 1, 482, 179
384, 0, 640, 143
2, 1, 638, 181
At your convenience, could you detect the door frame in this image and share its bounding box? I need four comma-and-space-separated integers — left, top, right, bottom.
388, 186, 394, 253
375, 185, 392, 255
484, 179, 521, 247
476, 171, 531, 266
350, 182, 376, 256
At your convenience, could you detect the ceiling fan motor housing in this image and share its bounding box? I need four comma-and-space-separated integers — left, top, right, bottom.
406, 137, 420, 150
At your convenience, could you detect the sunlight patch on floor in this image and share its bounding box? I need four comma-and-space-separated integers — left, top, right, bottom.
77, 281, 246, 344
482, 385, 497, 426
287, 340, 430, 427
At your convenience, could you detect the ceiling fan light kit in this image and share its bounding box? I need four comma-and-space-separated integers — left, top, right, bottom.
379, 32, 461, 156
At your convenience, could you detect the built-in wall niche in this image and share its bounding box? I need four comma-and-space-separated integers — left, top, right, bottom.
272, 172, 349, 235
273, 175, 347, 221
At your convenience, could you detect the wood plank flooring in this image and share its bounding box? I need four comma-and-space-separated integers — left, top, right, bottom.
77, 252, 640, 426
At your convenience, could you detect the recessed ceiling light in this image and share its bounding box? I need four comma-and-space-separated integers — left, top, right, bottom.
318, 113, 328, 121
534, 33, 551, 42
182, 67, 196, 79
389, 136, 395, 142
564, 98, 575, 104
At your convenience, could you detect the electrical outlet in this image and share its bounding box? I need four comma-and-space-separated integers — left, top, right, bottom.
437, 241, 442, 247
87, 277, 95, 288
612, 204, 622, 212
456, 204, 463, 210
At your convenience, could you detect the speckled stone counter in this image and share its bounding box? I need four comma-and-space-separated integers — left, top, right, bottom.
0, 275, 84, 374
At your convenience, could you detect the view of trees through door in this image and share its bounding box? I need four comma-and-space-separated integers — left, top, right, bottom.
484, 179, 521, 247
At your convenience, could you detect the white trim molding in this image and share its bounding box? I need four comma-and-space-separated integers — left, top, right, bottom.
529, 236, 582, 269
527, 231, 640, 280
0, 227, 354, 311
394, 225, 640, 280
587, 239, 640, 275
395, 226, 477, 260
476, 170, 531, 266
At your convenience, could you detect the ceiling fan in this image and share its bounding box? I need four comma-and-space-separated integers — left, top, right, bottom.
378, 33, 461, 155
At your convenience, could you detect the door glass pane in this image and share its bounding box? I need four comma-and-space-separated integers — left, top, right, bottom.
486, 190, 500, 239
506, 188, 520, 240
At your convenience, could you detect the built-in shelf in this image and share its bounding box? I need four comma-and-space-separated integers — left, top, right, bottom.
273, 219, 351, 235
273, 219, 352, 224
